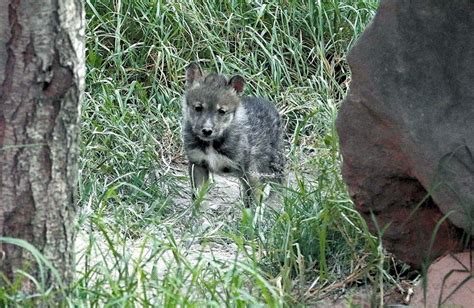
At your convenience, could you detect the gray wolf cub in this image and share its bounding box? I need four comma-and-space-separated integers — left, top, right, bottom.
182, 62, 285, 207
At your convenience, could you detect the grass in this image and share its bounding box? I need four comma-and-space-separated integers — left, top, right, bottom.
0, 0, 418, 306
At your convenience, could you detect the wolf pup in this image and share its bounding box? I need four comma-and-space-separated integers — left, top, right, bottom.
181, 62, 285, 207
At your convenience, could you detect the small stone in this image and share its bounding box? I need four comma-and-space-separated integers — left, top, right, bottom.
411, 251, 474, 307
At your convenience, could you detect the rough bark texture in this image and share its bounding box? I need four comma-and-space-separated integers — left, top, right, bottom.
0, 0, 84, 290
336, 0, 473, 268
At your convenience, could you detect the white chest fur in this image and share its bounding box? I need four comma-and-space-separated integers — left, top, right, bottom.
187, 146, 238, 174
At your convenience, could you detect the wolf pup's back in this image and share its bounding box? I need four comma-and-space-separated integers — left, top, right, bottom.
181, 62, 285, 207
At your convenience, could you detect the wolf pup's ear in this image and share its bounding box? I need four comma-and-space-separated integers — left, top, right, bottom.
185, 62, 203, 88
228, 75, 245, 94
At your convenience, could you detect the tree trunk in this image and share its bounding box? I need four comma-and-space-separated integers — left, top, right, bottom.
0, 0, 84, 291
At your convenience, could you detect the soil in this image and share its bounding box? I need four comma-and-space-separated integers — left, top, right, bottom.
74, 169, 414, 306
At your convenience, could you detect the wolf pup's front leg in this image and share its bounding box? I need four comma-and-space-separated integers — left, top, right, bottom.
188, 163, 209, 200
239, 177, 253, 208
240, 175, 263, 208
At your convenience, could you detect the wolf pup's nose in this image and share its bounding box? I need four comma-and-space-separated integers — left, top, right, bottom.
202, 128, 213, 136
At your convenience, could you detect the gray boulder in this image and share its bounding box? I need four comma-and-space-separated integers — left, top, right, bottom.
337, 0, 473, 268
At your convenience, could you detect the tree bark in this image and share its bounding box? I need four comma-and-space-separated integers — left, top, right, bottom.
0, 0, 84, 291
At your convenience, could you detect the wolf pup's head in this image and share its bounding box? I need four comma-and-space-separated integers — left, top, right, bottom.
183, 62, 245, 141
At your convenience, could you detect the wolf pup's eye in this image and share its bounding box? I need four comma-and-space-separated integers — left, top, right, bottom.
195, 105, 203, 112
218, 109, 226, 115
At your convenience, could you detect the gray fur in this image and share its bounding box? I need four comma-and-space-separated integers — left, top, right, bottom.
181, 62, 285, 207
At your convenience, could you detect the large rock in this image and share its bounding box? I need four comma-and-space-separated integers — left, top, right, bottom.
336, 0, 473, 268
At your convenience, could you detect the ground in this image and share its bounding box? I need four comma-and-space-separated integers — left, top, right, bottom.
74, 164, 416, 306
